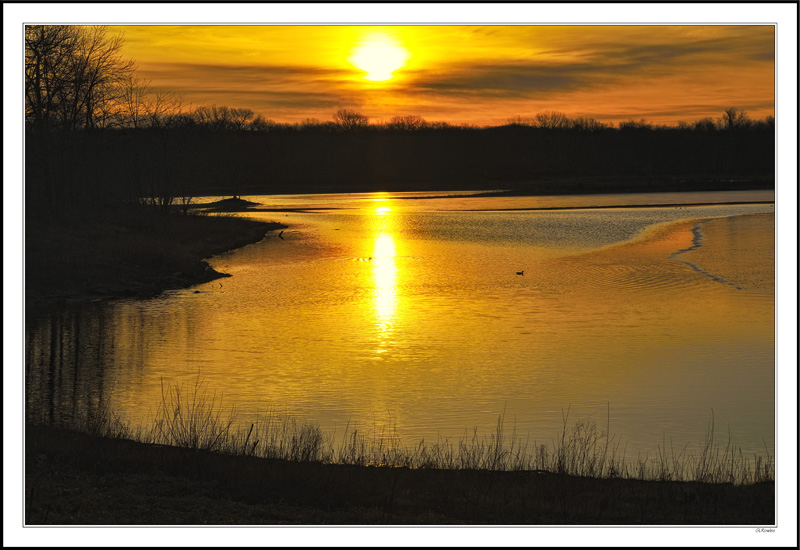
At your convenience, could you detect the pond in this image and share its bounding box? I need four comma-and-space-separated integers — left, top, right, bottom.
25, 190, 775, 460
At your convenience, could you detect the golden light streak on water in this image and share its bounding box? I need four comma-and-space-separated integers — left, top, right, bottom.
369, 203, 399, 354
372, 233, 397, 333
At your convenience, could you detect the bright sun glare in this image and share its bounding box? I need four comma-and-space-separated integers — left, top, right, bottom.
349, 33, 410, 82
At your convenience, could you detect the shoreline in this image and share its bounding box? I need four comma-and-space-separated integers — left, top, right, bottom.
24, 423, 774, 525
25, 206, 286, 315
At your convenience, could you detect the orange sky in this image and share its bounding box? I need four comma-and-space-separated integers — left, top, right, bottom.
106, 25, 773, 126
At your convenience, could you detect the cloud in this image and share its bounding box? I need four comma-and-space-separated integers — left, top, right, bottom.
400, 29, 774, 102
136, 61, 360, 113
138, 61, 351, 88
594, 32, 774, 69
167, 88, 345, 110
403, 59, 637, 99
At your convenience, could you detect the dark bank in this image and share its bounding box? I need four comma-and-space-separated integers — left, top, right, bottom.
25, 423, 774, 525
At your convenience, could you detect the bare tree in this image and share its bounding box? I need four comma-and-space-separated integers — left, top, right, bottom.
26, 25, 135, 131
194, 105, 227, 129
119, 75, 151, 128
570, 117, 607, 131
229, 108, 255, 131
193, 105, 252, 131
248, 114, 278, 132
145, 89, 184, 128
25, 25, 79, 130
506, 115, 535, 126
720, 107, 751, 130
387, 115, 427, 131
692, 117, 717, 132
618, 119, 653, 130
58, 26, 135, 130
333, 109, 369, 131
534, 111, 569, 129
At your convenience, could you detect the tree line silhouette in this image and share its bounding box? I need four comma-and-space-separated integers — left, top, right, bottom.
25, 26, 775, 217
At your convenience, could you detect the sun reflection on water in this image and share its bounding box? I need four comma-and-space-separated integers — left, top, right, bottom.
369, 204, 399, 354
372, 233, 397, 325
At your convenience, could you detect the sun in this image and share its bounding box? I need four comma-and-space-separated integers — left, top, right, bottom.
349, 33, 410, 82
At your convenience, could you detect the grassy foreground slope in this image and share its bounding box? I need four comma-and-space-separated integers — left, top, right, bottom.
25, 425, 773, 525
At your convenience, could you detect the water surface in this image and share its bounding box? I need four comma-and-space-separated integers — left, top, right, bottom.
26, 190, 775, 459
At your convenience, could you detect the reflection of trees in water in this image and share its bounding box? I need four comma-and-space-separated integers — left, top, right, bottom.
25, 305, 130, 427
26, 299, 212, 430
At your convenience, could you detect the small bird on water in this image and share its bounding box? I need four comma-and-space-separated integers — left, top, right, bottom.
516, 270, 524, 276
278, 230, 284, 239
